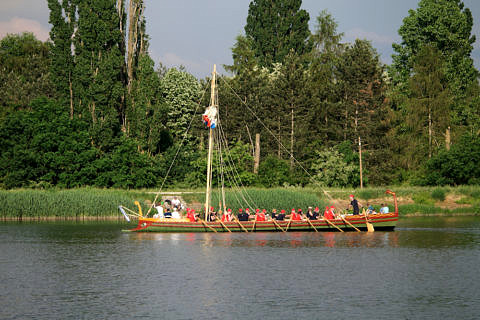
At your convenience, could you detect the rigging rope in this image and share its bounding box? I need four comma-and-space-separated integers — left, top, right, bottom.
219, 76, 341, 207
146, 81, 210, 216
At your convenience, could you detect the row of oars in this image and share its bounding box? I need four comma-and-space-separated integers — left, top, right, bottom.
199, 216, 370, 233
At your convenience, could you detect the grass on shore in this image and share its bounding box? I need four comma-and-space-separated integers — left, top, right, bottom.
0, 186, 479, 219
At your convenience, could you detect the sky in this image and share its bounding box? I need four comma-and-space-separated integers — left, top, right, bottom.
1, 0, 480, 78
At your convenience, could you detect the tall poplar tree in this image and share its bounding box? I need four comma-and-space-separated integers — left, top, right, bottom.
48, 0, 76, 118
73, 0, 126, 150
244, 0, 311, 68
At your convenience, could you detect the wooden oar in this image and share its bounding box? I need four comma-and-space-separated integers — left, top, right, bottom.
324, 217, 344, 232
233, 215, 248, 233
198, 218, 217, 233
218, 218, 232, 232
341, 216, 361, 232
251, 215, 257, 232
307, 218, 318, 232
285, 218, 292, 232
362, 208, 374, 232
272, 219, 286, 232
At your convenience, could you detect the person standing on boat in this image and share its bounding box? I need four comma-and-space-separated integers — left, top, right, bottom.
348, 194, 361, 215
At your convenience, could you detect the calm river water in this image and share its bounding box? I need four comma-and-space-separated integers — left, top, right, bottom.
1, 217, 479, 320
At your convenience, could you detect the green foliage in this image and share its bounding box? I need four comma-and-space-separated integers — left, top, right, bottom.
0, 33, 54, 108
431, 188, 446, 201
391, 0, 477, 99
257, 155, 291, 187
161, 67, 201, 143
311, 148, 357, 187
412, 192, 435, 205
244, 0, 312, 68
422, 133, 480, 185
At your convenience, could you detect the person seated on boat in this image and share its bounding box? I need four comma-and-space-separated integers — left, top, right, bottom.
314, 207, 320, 218
256, 209, 266, 222
276, 209, 286, 221
171, 197, 181, 210
348, 194, 361, 215
380, 204, 389, 214
366, 203, 376, 214
271, 208, 277, 220
306, 207, 318, 220
238, 208, 249, 221
298, 208, 304, 219
171, 207, 181, 219
329, 206, 337, 219
208, 207, 217, 221
323, 206, 334, 220
291, 209, 302, 221
245, 208, 252, 220
164, 207, 172, 218
221, 209, 232, 222
186, 209, 197, 222
153, 202, 164, 219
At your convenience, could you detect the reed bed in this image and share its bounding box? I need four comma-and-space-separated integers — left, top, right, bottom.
0, 188, 150, 219
1, 186, 479, 219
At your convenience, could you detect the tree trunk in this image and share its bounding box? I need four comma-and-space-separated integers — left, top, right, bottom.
69, 72, 73, 119
445, 126, 451, 151
127, 0, 140, 95
254, 133, 260, 174
428, 106, 432, 158
290, 106, 294, 169
359, 136, 363, 189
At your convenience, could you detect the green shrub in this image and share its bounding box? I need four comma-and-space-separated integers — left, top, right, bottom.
431, 188, 446, 201
412, 192, 435, 205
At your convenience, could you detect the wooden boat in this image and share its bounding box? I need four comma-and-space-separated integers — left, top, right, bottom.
121, 65, 399, 233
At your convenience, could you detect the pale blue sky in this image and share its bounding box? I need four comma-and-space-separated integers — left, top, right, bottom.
1, 0, 479, 78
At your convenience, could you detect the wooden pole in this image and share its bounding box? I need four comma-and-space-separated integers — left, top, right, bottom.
254, 133, 260, 174
251, 215, 257, 232
218, 219, 231, 232
204, 65, 216, 217
359, 136, 363, 189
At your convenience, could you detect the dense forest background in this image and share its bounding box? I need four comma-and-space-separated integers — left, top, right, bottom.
1, 0, 480, 189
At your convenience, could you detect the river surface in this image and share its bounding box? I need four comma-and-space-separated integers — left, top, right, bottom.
1, 217, 479, 320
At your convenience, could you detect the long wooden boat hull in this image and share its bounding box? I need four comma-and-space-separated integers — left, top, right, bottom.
124, 213, 398, 232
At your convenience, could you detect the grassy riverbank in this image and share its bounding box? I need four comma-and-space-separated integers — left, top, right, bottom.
0, 186, 479, 219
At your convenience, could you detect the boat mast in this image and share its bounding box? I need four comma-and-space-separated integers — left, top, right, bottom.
205, 65, 216, 218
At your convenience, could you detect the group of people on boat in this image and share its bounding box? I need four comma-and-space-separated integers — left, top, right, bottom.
152, 194, 389, 222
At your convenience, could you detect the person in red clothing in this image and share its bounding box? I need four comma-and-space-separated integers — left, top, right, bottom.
256, 209, 266, 221
324, 206, 334, 220
329, 206, 337, 219
291, 209, 302, 221
221, 208, 232, 222
186, 209, 197, 222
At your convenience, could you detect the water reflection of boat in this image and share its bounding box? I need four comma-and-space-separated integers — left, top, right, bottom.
121, 65, 398, 233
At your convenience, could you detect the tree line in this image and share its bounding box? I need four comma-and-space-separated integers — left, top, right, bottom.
0, 0, 479, 189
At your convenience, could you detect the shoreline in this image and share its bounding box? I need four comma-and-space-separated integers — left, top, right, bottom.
1, 212, 479, 222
